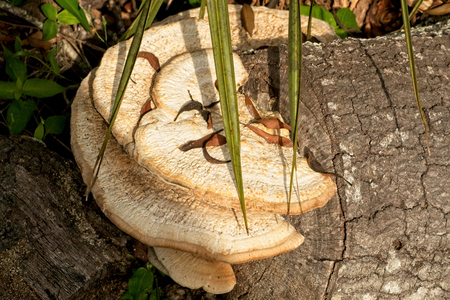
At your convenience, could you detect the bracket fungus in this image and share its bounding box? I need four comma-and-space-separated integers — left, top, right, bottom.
71, 5, 338, 294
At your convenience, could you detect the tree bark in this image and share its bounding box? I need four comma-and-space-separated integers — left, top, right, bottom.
1, 20, 450, 300
227, 21, 450, 300
0, 135, 137, 299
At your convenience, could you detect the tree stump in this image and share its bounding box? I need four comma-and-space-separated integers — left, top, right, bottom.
1, 20, 450, 300
226, 21, 450, 300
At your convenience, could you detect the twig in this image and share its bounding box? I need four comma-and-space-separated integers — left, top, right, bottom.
0, 20, 39, 30
0, 2, 43, 29
58, 32, 106, 53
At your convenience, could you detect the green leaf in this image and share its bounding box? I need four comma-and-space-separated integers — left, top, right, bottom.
14, 36, 22, 53
149, 289, 159, 300
120, 291, 134, 300
137, 291, 150, 300
336, 8, 359, 30
0, 81, 16, 99
14, 76, 23, 100
12, 51, 30, 58
3, 45, 13, 59
57, 9, 81, 25
288, 0, 303, 216
207, 0, 247, 232
188, 0, 201, 8
54, 0, 91, 33
41, 3, 58, 20
34, 122, 45, 140
126, 268, 154, 300
47, 48, 60, 75
22, 79, 65, 98
43, 19, 58, 41
44, 115, 66, 136
7, 99, 36, 134
335, 28, 347, 39
3, 45, 27, 82
300, 5, 336, 28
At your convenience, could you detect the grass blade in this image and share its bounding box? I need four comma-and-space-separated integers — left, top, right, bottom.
86, 0, 164, 198
206, 0, 247, 232
287, 0, 303, 217
400, 0, 430, 155
119, 0, 163, 42
199, 0, 207, 19
306, 0, 314, 41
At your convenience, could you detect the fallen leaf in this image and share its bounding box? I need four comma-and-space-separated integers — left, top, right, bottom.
425, 3, 450, 15
303, 146, 327, 173
206, 114, 213, 129
246, 124, 293, 147
179, 130, 227, 151
140, 98, 153, 116
245, 95, 261, 119
203, 146, 230, 164
179, 130, 229, 164
204, 132, 227, 147
137, 51, 160, 71
202, 131, 230, 164
27, 31, 54, 51
303, 147, 352, 185
173, 100, 204, 121
253, 116, 291, 130
241, 4, 255, 37
204, 100, 220, 109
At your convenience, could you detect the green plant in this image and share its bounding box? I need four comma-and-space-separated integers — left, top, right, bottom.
1, 38, 66, 137
300, 5, 360, 39
41, 0, 91, 41
121, 263, 167, 300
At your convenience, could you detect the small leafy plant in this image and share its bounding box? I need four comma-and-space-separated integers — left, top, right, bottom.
1, 38, 66, 138
301, 5, 360, 39
121, 263, 167, 300
41, 0, 92, 41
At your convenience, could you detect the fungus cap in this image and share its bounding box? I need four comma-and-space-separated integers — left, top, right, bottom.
71, 71, 305, 265
149, 247, 236, 294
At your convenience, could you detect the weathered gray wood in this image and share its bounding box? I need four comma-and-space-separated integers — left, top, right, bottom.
1, 20, 450, 300
224, 22, 450, 300
0, 135, 135, 300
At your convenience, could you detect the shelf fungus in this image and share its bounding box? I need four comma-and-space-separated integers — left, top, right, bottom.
71, 5, 338, 294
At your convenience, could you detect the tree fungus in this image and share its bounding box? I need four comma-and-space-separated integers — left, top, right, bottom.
71, 5, 338, 293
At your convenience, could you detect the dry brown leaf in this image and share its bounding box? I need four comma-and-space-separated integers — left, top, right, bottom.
140, 98, 153, 116
202, 147, 230, 164
245, 95, 261, 119
174, 100, 204, 121
179, 130, 229, 164
27, 31, 54, 51
304, 147, 352, 185
206, 114, 213, 129
253, 117, 292, 130
246, 125, 293, 147
425, 3, 450, 15
205, 132, 227, 147
241, 4, 255, 37
179, 130, 227, 151
137, 51, 161, 71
